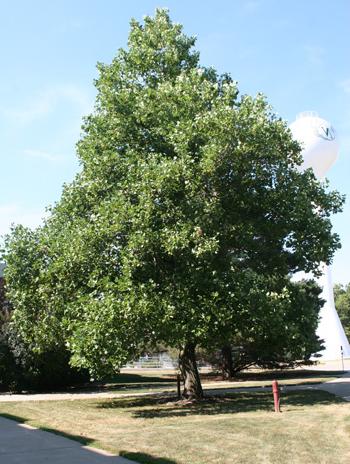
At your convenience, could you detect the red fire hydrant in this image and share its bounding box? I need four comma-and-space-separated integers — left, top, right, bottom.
272, 380, 281, 412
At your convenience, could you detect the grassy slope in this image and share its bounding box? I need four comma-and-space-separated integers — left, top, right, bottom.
1, 390, 349, 464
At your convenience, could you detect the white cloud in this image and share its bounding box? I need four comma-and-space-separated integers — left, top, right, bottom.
0, 203, 46, 238
22, 149, 65, 163
2, 84, 92, 124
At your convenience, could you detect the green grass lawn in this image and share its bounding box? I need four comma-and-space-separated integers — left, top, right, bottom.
77, 369, 343, 390
1, 368, 339, 399
1, 389, 349, 464
66, 368, 339, 397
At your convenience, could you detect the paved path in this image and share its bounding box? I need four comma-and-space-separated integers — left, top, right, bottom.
206, 372, 350, 401
1, 373, 350, 403
0, 416, 135, 464
291, 371, 350, 401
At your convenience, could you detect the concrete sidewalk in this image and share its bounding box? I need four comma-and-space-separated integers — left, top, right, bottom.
1, 375, 350, 403
0, 416, 135, 464
297, 371, 350, 401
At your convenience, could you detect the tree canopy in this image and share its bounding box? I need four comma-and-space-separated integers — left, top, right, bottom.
334, 283, 350, 340
2, 9, 344, 397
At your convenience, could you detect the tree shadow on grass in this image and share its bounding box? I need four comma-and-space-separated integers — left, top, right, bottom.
96, 389, 345, 419
105, 373, 175, 384
120, 451, 177, 464
63, 372, 176, 394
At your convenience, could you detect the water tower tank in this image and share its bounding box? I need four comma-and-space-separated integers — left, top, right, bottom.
289, 111, 350, 360
289, 111, 339, 178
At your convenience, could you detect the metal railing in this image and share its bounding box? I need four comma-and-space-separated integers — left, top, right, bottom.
125, 354, 178, 369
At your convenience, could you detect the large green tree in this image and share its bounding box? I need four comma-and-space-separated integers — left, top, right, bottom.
334, 283, 350, 340
2, 10, 343, 398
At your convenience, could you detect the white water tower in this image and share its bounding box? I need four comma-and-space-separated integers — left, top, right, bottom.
290, 111, 350, 360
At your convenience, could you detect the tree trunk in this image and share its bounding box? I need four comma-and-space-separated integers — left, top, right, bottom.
221, 344, 235, 380
179, 342, 203, 399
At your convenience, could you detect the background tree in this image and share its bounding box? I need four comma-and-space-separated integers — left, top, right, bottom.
2, 9, 343, 399
0, 226, 89, 392
217, 279, 324, 377
334, 283, 350, 340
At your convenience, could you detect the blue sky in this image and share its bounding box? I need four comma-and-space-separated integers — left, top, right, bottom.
0, 0, 349, 283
